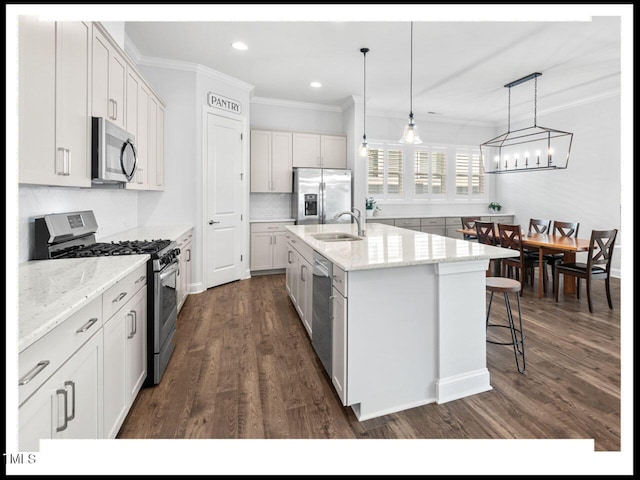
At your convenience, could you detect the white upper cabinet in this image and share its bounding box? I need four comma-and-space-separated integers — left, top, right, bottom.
250, 130, 293, 193
19, 19, 91, 187
92, 26, 126, 130
292, 133, 346, 169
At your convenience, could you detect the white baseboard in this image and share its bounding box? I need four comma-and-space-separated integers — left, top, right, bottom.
436, 368, 492, 404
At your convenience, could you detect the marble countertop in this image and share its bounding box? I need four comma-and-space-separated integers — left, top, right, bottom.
249, 218, 295, 223
100, 225, 193, 243
286, 223, 517, 271
18, 255, 149, 352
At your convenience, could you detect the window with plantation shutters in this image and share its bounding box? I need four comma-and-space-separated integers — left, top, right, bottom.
455, 148, 484, 196
367, 147, 384, 196
387, 149, 403, 196
414, 148, 446, 196
432, 149, 447, 195
414, 150, 429, 195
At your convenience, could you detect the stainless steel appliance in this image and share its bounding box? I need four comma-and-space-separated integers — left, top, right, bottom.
91, 117, 138, 185
311, 252, 333, 377
34, 210, 180, 385
292, 168, 352, 225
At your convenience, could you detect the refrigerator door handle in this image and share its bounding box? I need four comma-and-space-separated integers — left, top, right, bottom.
320, 182, 325, 223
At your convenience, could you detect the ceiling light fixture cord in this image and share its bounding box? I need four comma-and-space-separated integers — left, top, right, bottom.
507, 86, 511, 132
410, 21, 413, 116
363, 48, 367, 134
534, 76, 537, 127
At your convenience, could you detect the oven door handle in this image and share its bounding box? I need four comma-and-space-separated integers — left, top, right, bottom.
159, 261, 179, 281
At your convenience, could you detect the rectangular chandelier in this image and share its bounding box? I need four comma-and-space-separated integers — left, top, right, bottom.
480, 72, 573, 174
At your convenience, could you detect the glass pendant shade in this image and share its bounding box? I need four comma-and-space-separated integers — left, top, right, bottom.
359, 136, 369, 157
400, 113, 422, 144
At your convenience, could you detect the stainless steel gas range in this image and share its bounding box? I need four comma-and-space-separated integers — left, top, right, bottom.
34, 210, 180, 386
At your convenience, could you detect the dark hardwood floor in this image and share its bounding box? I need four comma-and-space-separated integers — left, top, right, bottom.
118, 273, 621, 451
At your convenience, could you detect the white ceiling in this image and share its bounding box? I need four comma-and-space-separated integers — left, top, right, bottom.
124, 15, 621, 124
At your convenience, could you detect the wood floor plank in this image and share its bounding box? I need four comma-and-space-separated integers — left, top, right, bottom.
118, 273, 621, 451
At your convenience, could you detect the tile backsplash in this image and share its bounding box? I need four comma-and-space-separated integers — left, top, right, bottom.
250, 193, 293, 219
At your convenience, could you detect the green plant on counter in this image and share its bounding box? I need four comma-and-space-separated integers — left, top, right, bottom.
488, 201, 502, 212
365, 196, 377, 210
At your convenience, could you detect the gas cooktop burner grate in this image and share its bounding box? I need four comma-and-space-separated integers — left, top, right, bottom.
54, 239, 173, 259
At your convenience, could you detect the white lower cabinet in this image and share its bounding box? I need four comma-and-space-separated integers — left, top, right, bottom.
18, 264, 147, 450
331, 285, 347, 406
298, 257, 313, 337
103, 286, 147, 439
177, 229, 194, 312
285, 236, 314, 338
19, 330, 104, 451
250, 222, 294, 272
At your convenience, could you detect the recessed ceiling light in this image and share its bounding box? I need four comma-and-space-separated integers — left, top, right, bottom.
310, 82, 322, 88
231, 42, 248, 51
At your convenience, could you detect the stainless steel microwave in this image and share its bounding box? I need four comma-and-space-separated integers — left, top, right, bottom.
91, 117, 137, 184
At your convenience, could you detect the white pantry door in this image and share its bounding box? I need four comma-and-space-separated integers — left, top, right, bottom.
205, 111, 244, 288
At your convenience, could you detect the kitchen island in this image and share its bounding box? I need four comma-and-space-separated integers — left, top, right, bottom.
285, 222, 517, 421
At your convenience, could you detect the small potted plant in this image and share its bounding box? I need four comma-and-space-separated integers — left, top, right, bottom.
365, 196, 379, 217
488, 201, 502, 213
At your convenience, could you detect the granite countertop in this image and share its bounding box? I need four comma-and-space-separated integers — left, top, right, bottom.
249, 218, 296, 223
286, 223, 517, 271
99, 225, 193, 243
18, 255, 149, 352
368, 212, 515, 221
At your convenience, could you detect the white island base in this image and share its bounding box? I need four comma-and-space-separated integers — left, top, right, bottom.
346, 259, 491, 421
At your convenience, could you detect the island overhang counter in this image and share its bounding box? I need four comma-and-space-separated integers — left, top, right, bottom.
285, 222, 518, 421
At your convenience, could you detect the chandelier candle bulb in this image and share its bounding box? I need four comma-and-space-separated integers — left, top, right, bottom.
525, 152, 529, 167
536, 150, 541, 166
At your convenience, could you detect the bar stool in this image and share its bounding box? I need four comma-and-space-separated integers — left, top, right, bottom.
485, 277, 526, 373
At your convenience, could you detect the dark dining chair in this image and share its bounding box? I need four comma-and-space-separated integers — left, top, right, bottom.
525, 218, 552, 291
461, 216, 481, 240
554, 229, 617, 313
546, 220, 580, 293
475, 221, 497, 276
497, 224, 540, 296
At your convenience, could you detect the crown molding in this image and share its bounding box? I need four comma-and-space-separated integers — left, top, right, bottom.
251, 96, 342, 113
123, 32, 141, 64
132, 55, 255, 93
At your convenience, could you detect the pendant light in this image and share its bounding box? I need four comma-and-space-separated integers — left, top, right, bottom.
480, 72, 573, 174
359, 47, 370, 157
399, 22, 422, 144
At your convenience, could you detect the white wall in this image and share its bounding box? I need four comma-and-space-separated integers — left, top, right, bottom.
18, 185, 138, 262
496, 94, 622, 274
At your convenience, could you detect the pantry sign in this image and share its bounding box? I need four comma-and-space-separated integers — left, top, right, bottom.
207, 92, 241, 114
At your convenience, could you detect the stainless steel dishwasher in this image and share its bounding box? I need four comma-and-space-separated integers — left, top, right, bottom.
312, 252, 333, 377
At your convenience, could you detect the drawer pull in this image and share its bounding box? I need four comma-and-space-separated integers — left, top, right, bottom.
135, 275, 146, 284
18, 360, 50, 386
112, 292, 128, 303
186, 249, 191, 262
332, 276, 342, 284
56, 388, 69, 432
76, 317, 99, 333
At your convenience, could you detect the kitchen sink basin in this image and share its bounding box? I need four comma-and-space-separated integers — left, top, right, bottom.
312, 232, 363, 242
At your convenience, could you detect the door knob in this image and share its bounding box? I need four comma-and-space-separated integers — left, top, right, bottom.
209, 220, 220, 225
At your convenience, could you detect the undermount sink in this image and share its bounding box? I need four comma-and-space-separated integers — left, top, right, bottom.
312, 232, 363, 242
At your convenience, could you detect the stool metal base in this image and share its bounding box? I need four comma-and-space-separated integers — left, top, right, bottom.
486, 290, 526, 373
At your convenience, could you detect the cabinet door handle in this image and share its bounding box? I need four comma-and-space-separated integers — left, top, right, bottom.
55, 388, 69, 432
137, 167, 143, 184
112, 292, 127, 303
56, 147, 66, 175
18, 360, 50, 386
300, 264, 306, 282
76, 317, 98, 333
63, 149, 70, 176
114, 100, 118, 120
64, 380, 76, 422
109, 99, 116, 120
127, 311, 137, 339
186, 249, 191, 262
332, 276, 342, 284
135, 275, 146, 284
288, 251, 292, 264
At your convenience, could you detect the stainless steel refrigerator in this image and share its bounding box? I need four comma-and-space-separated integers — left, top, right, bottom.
292, 168, 352, 224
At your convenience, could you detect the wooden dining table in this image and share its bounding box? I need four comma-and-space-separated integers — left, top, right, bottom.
457, 228, 591, 298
